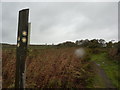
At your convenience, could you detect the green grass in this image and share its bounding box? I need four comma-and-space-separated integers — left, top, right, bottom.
86, 73, 102, 88
91, 52, 119, 88
93, 73, 106, 88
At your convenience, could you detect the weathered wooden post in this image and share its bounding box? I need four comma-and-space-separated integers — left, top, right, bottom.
15, 9, 29, 88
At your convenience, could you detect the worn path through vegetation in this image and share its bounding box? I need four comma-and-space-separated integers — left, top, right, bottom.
90, 51, 119, 88
92, 61, 115, 88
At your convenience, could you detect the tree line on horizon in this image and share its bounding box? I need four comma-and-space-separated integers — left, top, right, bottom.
57, 39, 119, 48
1, 39, 120, 49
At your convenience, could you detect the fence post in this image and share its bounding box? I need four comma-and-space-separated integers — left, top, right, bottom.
15, 9, 29, 88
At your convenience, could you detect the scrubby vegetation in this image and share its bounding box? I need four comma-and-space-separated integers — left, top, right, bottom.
2, 47, 93, 88
2, 39, 120, 88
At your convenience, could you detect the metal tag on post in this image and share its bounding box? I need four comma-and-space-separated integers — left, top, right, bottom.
15, 9, 29, 88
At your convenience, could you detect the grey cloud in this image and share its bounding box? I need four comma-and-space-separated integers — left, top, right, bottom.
0, 3, 2, 43
118, 2, 120, 41
2, 2, 118, 44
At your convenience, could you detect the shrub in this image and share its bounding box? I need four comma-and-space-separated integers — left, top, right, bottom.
108, 48, 119, 62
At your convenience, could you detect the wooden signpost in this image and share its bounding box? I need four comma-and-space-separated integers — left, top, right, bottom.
15, 9, 29, 88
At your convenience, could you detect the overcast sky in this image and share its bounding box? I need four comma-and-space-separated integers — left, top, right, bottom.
2, 2, 118, 44
0, 3, 2, 43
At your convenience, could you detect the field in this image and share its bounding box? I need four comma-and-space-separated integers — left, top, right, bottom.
2, 44, 120, 88
2, 46, 93, 88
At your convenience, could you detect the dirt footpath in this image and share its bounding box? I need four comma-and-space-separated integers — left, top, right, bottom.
92, 61, 115, 88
